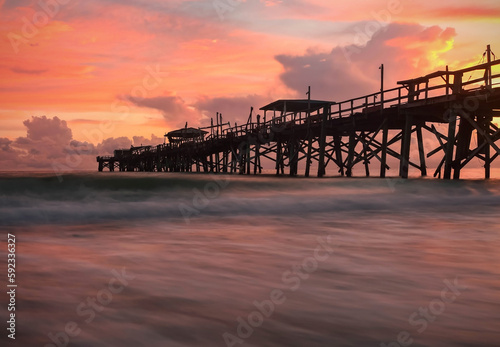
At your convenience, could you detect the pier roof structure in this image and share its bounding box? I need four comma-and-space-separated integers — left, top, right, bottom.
260, 99, 335, 113
165, 128, 208, 143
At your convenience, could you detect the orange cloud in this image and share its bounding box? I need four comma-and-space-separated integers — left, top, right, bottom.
0, 0, 498, 157
430, 6, 500, 20
276, 23, 458, 101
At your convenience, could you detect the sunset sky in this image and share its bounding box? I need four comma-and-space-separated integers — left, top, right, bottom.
1, 0, 499, 170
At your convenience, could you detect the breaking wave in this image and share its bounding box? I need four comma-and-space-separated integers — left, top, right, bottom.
1, 171, 500, 226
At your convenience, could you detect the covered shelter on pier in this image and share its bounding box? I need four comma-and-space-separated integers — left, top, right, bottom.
165, 127, 208, 144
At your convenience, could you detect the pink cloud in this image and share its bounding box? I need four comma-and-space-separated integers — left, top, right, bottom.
194, 94, 274, 124
0, 115, 164, 171
132, 134, 164, 147
126, 94, 202, 128
23, 116, 72, 142
275, 23, 457, 101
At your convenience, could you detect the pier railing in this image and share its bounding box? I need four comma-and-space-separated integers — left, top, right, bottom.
206, 59, 500, 139
109, 58, 500, 151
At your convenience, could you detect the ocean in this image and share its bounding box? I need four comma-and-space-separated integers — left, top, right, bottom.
1, 171, 499, 347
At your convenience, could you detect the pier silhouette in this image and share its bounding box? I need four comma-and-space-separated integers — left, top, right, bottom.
97, 46, 500, 179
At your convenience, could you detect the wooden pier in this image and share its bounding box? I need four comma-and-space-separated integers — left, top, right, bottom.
98, 47, 500, 179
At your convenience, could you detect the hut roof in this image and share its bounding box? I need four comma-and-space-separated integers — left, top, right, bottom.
260, 99, 335, 113
166, 127, 208, 140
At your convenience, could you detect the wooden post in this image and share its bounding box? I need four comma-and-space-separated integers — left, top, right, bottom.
453, 118, 474, 179
379, 64, 388, 178
485, 125, 491, 179
231, 146, 236, 173
479, 115, 492, 179
416, 124, 427, 177
400, 113, 413, 179
246, 142, 251, 175
215, 151, 220, 173
254, 115, 261, 175
203, 157, 208, 173
380, 117, 389, 178
276, 140, 282, 176
334, 135, 344, 176
290, 139, 299, 176
317, 106, 328, 177
221, 151, 226, 173
239, 144, 246, 174
443, 109, 457, 180
486, 44, 492, 87
408, 83, 416, 102
304, 100, 313, 177
220, 113, 223, 139
254, 144, 260, 175
453, 73, 463, 95
305, 134, 313, 177
362, 132, 370, 177
209, 153, 214, 173
446, 66, 450, 96
346, 132, 355, 177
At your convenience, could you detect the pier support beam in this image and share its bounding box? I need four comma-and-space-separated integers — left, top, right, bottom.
288, 138, 298, 176
453, 117, 474, 179
334, 135, 344, 176
305, 134, 313, 177
276, 140, 282, 176
346, 132, 356, 177
443, 109, 457, 180
479, 116, 492, 179
246, 143, 251, 175
416, 124, 427, 177
380, 118, 389, 178
254, 144, 260, 175
317, 106, 328, 177
400, 113, 413, 179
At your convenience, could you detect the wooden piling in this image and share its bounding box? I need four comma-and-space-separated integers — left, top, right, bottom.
443, 109, 457, 180
416, 124, 427, 177
400, 113, 413, 179
317, 106, 328, 177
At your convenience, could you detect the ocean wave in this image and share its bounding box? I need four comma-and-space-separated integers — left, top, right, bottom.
1, 172, 500, 226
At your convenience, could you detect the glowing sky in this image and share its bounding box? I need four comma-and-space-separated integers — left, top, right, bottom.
0, 0, 499, 169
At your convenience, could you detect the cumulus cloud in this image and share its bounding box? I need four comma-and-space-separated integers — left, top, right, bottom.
276, 23, 457, 101
0, 116, 164, 171
133, 134, 164, 147
23, 116, 73, 143
128, 93, 274, 128
195, 94, 273, 124
126, 94, 202, 128
0, 137, 13, 151
96, 137, 132, 155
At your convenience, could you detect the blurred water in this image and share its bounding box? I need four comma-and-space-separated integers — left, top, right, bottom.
0, 172, 499, 346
